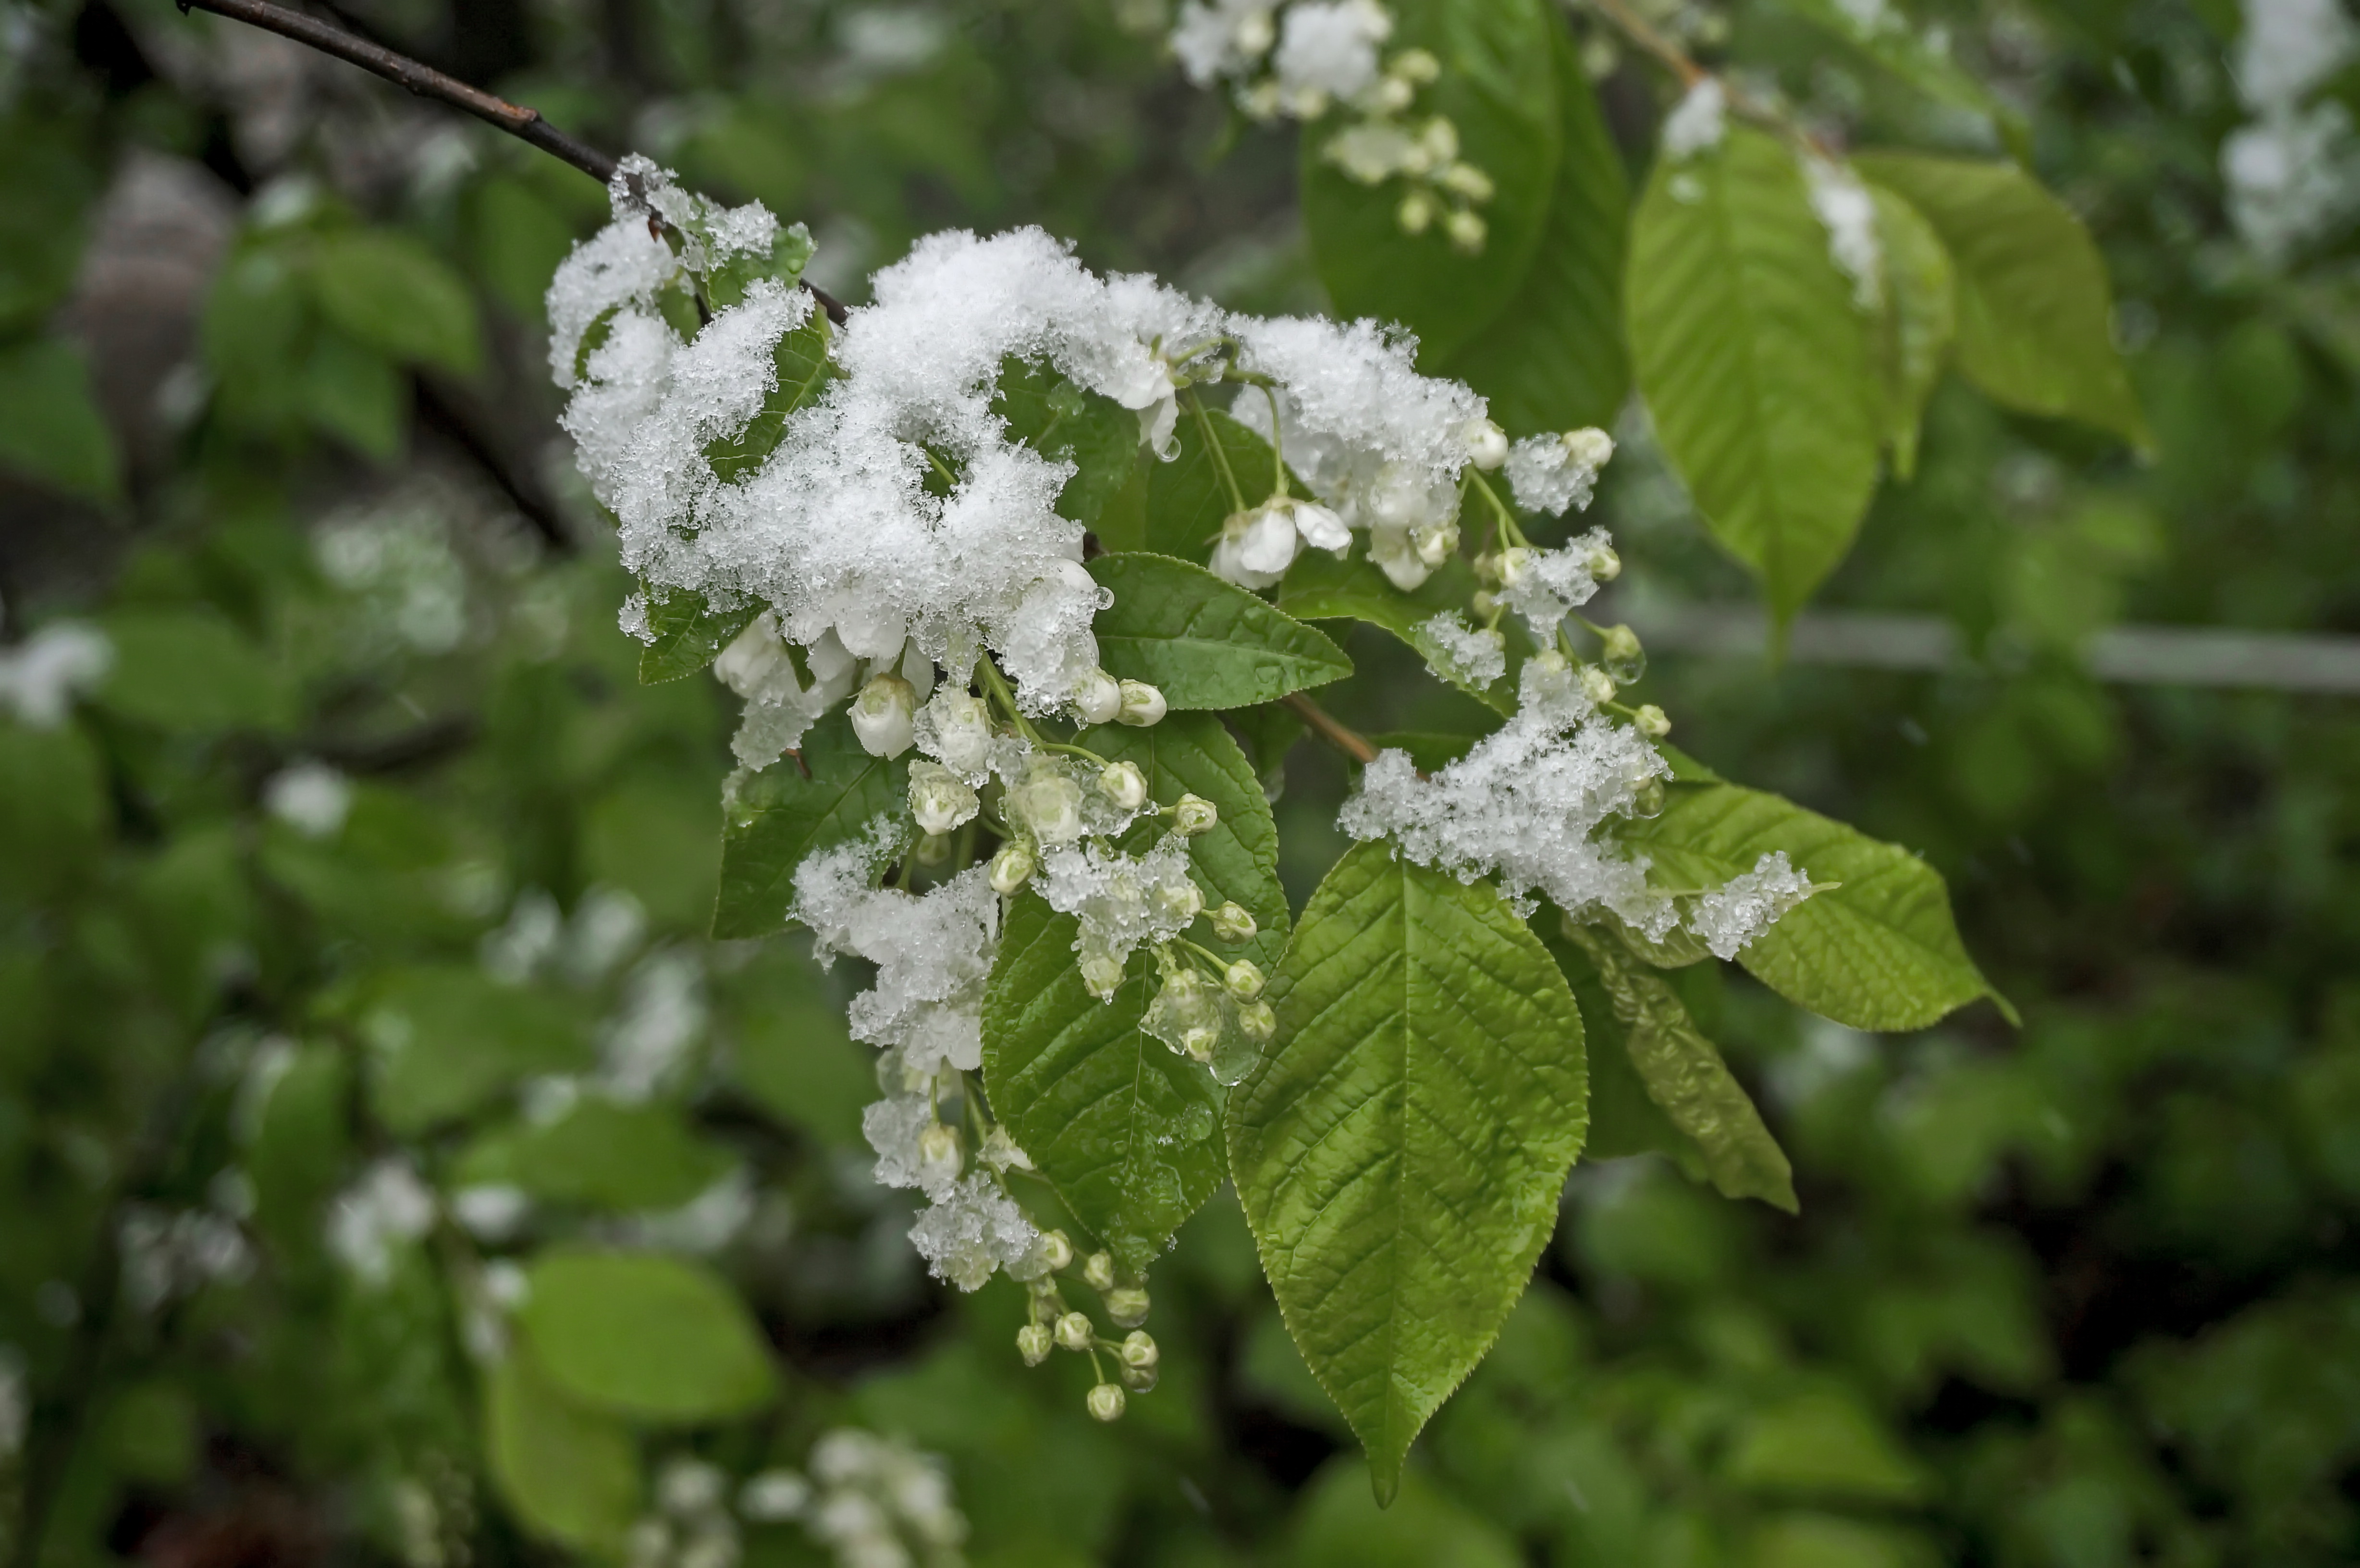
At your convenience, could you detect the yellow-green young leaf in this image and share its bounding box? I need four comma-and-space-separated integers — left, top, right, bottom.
352, 966, 591, 1135
518, 1250, 779, 1422
1228, 842, 1587, 1504
453, 1100, 737, 1212
983, 712, 1290, 1272
1870, 186, 1957, 480
1434, 21, 1630, 434
309, 230, 482, 376
1277, 551, 1516, 714
706, 312, 833, 484
1144, 404, 1291, 564
1616, 781, 2010, 1029
1854, 153, 2150, 450
713, 709, 911, 939
1088, 552, 1351, 709
1628, 126, 1883, 624
0, 337, 121, 502
1564, 925, 1795, 1211
996, 357, 1143, 528
638, 585, 761, 685
1302, 0, 1563, 364
484, 1348, 639, 1552
1724, 1391, 1933, 1502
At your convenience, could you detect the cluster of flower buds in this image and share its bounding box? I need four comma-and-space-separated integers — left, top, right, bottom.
1136, 890, 1275, 1086
1211, 493, 1352, 588
1013, 1231, 1163, 1422
1168, 2, 1494, 250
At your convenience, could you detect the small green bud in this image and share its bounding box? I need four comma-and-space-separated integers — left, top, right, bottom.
1082, 1251, 1117, 1292
1237, 1000, 1277, 1042
1041, 1229, 1075, 1271
1223, 960, 1265, 1001
989, 841, 1035, 894
1635, 704, 1672, 739
1496, 545, 1531, 587
1104, 1286, 1150, 1328
1087, 1383, 1127, 1422
1389, 46, 1440, 83
1173, 794, 1218, 836
1054, 1311, 1094, 1352
1098, 760, 1148, 812
1471, 589, 1499, 617
1443, 208, 1487, 253
1579, 665, 1616, 705
1180, 1024, 1220, 1063
1119, 1330, 1159, 1370
1157, 880, 1205, 922
1599, 623, 1646, 685
1396, 188, 1438, 235
1116, 679, 1167, 727
1079, 950, 1126, 997
1017, 1323, 1053, 1366
1211, 902, 1257, 943
1628, 777, 1667, 820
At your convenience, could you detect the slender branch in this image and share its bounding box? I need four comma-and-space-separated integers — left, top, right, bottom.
1281, 691, 1378, 767
1583, 0, 1705, 87
174, 0, 851, 323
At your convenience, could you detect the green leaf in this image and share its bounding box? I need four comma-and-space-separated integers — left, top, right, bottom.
0, 337, 120, 502
1563, 925, 1795, 1211
0, 721, 105, 902
985, 713, 1291, 1272
1615, 781, 2009, 1029
246, 1044, 353, 1250
1228, 841, 1588, 1502
303, 331, 406, 461
983, 895, 1229, 1277
706, 312, 833, 483
713, 709, 911, 940
95, 609, 293, 734
309, 230, 482, 376
1087, 552, 1351, 709
1278, 551, 1514, 713
1628, 126, 1883, 623
1301, 0, 1563, 365
454, 1100, 737, 1212
517, 1249, 780, 1422
1782, 0, 2030, 159
468, 174, 580, 320
1868, 186, 1956, 479
1434, 22, 1630, 434
1144, 403, 1288, 564
1542, 928, 1700, 1170
352, 966, 591, 1135
485, 1348, 640, 1552
1854, 153, 2149, 449
0, 336, 121, 502
996, 357, 1144, 527
639, 585, 762, 685
706, 219, 815, 309
1725, 1391, 1932, 1502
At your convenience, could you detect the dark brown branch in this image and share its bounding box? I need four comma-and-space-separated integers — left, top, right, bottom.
1282, 691, 1379, 767
175, 0, 852, 324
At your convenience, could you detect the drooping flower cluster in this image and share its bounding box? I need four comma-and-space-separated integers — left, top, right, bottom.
2222, 0, 2360, 266
1168, 0, 1495, 248
644, 1431, 968, 1568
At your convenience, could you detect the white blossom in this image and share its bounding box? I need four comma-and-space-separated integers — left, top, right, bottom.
1660, 77, 1726, 160
264, 761, 353, 838
1805, 157, 1883, 310
0, 621, 111, 728
1503, 427, 1614, 517
791, 830, 999, 1076
326, 1158, 437, 1286
1273, 0, 1392, 107
1495, 527, 1616, 641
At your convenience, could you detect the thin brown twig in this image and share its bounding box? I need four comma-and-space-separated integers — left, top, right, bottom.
173, 0, 851, 323
1584, 0, 1706, 86
1282, 691, 1379, 767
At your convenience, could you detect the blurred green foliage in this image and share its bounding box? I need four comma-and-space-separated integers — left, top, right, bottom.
0, 0, 2356, 1564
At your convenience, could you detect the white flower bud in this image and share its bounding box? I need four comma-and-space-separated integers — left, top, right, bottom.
1157, 880, 1205, 922
1017, 1323, 1054, 1366
850, 674, 917, 758
1041, 1229, 1074, 1271
1471, 551, 1502, 585
1082, 1251, 1117, 1292
1236, 8, 1274, 54
1421, 115, 1460, 163
1104, 1286, 1150, 1328
1119, 1330, 1159, 1371
1599, 624, 1646, 683
1180, 1024, 1220, 1062
1389, 46, 1440, 83
1635, 703, 1672, 738
1371, 74, 1414, 112
1580, 665, 1617, 705
922, 689, 995, 776
1583, 538, 1622, 580
1098, 760, 1148, 812
1412, 519, 1458, 568
1080, 950, 1127, 997
1238, 1000, 1277, 1042
1014, 772, 1085, 845
1211, 902, 1257, 943
908, 760, 978, 836
1072, 669, 1123, 726
1173, 794, 1217, 836
1496, 546, 1531, 588
1055, 1311, 1095, 1352
1440, 161, 1496, 203
1629, 776, 1667, 819
1563, 426, 1617, 471
1463, 418, 1509, 471
1087, 1383, 1127, 1422
918, 1122, 962, 1187
1444, 208, 1487, 252
990, 841, 1036, 894
1397, 188, 1437, 235
1223, 960, 1266, 1001
1471, 589, 1499, 617
1116, 680, 1166, 727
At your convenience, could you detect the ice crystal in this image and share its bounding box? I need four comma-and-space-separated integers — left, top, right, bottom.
1416, 612, 1506, 687
1503, 428, 1613, 517
1496, 528, 1614, 641
1688, 850, 1818, 958
908, 1174, 1050, 1290
790, 829, 998, 1075
1037, 835, 1203, 993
